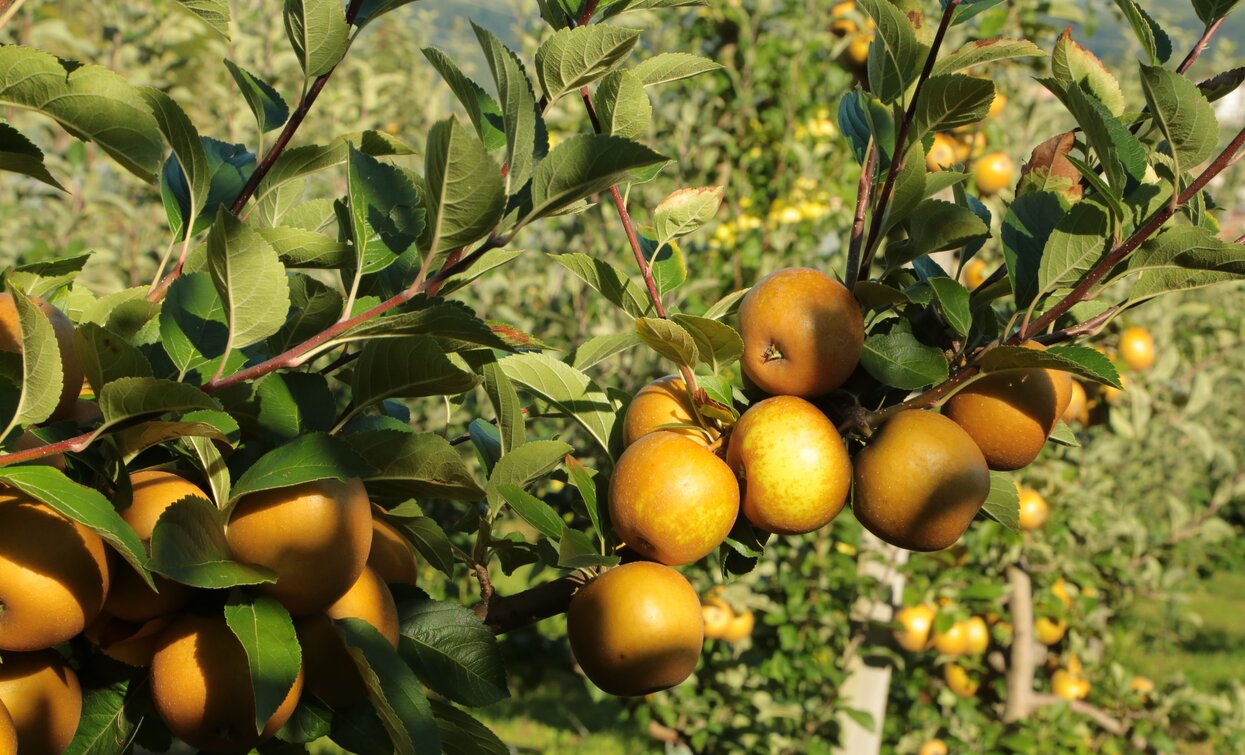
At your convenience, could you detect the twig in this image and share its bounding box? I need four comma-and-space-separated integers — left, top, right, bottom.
844, 139, 878, 290
1177, 18, 1226, 75
0, 0, 29, 31
1033, 305, 1120, 345
577, 0, 600, 26
1030, 694, 1127, 736
857, 0, 962, 281
473, 570, 591, 634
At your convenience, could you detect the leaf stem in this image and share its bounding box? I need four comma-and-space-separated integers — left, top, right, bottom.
857, 0, 962, 281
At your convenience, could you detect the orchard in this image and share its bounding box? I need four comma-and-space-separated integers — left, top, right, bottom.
1, 0, 1244, 753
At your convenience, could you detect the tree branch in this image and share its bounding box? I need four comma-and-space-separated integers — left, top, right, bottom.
845, 139, 877, 291
1030, 694, 1127, 736
1177, 18, 1226, 75
474, 570, 591, 635
1004, 565, 1035, 722
857, 0, 962, 281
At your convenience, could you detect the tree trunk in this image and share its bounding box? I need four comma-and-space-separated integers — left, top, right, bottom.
1004, 565, 1035, 722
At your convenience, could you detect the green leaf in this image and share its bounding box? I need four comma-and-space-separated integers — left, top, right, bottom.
859, 330, 948, 389
487, 440, 572, 514
331, 297, 506, 354
931, 37, 1044, 76
527, 134, 666, 222
350, 336, 480, 420
1002, 190, 1067, 307
572, 330, 643, 370
0, 283, 64, 435
143, 88, 211, 240
481, 361, 525, 454
424, 118, 506, 256
224, 60, 289, 134
653, 186, 723, 247
387, 505, 456, 578
601, 0, 707, 17
913, 74, 995, 140
472, 24, 541, 188
431, 700, 508, 755
497, 484, 564, 540
174, 0, 232, 38
355, 0, 422, 27
558, 527, 616, 568
254, 372, 336, 443
62, 680, 137, 755
257, 226, 351, 268
253, 132, 415, 210
224, 595, 301, 736
1037, 201, 1110, 295
1058, 82, 1147, 191
346, 430, 485, 501
635, 316, 699, 367
857, 0, 926, 104
338, 618, 439, 755
671, 314, 742, 371
149, 496, 278, 587
1111, 0, 1169, 64
0, 45, 163, 181
423, 46, 507, 153
1126, 226, 1245, 302
927, 277, 972, 337
97, 377, 221, 429
0, 121, 65, 190
497, 353, 617, 454
550, 252, 650, 317
159, 272, 228, 377
0, 465, 153, 588
283, 0, 350, 78
979, 345, 1121, 388
882, 141, 926, 235
114, 419, 230, 464
1048, 421, 1081, 447
160, 138, 255, 238
346, 145, 424, 275
230, 433, 376, 502
631, 53, 722, 86
535, 25, 642, 104
206, 208, 291, 353
74, 323, 153, 393
397, 598, 510, 707
1051, 30, 1125, 117
592, 70, 651, 139
982, 472, 1019, 529
885, 200, 989, 267
1139, 64, 1219, 174
1192, 0, 1241, 25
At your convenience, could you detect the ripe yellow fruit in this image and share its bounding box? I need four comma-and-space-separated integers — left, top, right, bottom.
1119, 327, 1155, 371
609, 432, 739, 565
0, 699, 14, 755
1052, 577, 1075, 609
367, 516, 419, 586
933, 620, 969, 655
151, 614, 303, 752
963, 616, 989, 655
0, 486, 111, 651
927, 134, 958, 172
852, 410, 991, 551
973, 152, 1014, 195
954, 132, 987, 163
1035, 616, 1067, 645
105, 471, 202, 623
297, 566, 399, 707
739, 267, 864, 398
989, 91, 1008, 118
0, 651, 83, 755
1063, 380, 1089, 424
1129, 675, 1155, 696
227, 478, 373, 615
919, 738, 949, 755
702, 598, 733, 640
85, 612, 170, 668
845, 33, 871, 67
1017, 486, 1050, 531
943, 663, 979, 697
567, 562, 703, 696
963, 257, 989, 289
721, 609, 755, 643
0, 292, 84, 421
726, 396, 852, 534
894, 604, 935, 652
1100, 374, 1128, 404
623, 376, 708, 447
1052, 668, 1090, 701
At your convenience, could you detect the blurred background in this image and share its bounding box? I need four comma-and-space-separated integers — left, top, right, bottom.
3, 1, 1244, 752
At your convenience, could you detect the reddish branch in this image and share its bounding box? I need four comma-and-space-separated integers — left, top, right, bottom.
1177, 18, 1226, 75
844, 140, 878, 290
474, 570, 590, 634
857, 0, 962, 280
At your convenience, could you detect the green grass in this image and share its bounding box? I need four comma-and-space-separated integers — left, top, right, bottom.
1115, 572, 1245, 691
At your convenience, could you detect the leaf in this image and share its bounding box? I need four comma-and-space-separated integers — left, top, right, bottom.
535, 25, 642, 103
62, 680, 137, 755
913, 74, 995, 140
0, 283, 64, 435
480, 361, 525, 454
160, 137, 256, 238
224, 60, 289, 134
338, 618, 439, 755
422, 47, 507, 153
346, 145, 424, 275
354, 0, 422, 27
1037, 201, 1110, 294
424, 118, 505, 256
159, 272, 229, 376
859, 330, 948, 389
74, 323, 154, 393
97, 377, 221, 429
857, 0, 926, 104
671, 314, 742, 371
631, 53, 721, 86
114, 420, 230, 463
838, 90, 895, 168
144, 88, 211, 239
258, 226, 351, 268
1003, 190, 1068, 307
0, 45, 163, 181
431, 700, 508, 755
1197, 66, 1245, 102
558, 527, 616, 568
1051, 30, 1125, 117
230, 433, 377, 502
982, 472, 1019, 530
592, 70, 651, 140
601, 0, 707, 17
571, 331, 642, 370
882, 141, 926, 235
497, 484, 564, 540
979, 344, 1121, 388
1111, 0, 1170, 64
1052, 81, 1146, 191
350, 336, 480, 419
0, 465, 153, 588
653, 186, 723, 247
1017, 131, 1082, 201
526, 134, 666, 222
472, 24, 541, 188
1192, 0, 1241, 25
174, 0, 232, 38
635, 316, 699, 367
0, 121, 64, 190
927, 277, 972, 336
253, 371, 336, 443
206, 208, 291, 353
224, 595, 301, 736
885, 199, 989, 267
1126, 226, 1245, 302
283, 0, 350, 78
498, 353, 617, 454
1139, 64, 1219, 172
931, 37, 1044, 75
397, 597, 510, 707
487, 440, 572, 514
149, 497, 277, 587
346, 430, 485, 501
550, 252, 650, 317
387, 507, 456, 578
253, 132, 415, 209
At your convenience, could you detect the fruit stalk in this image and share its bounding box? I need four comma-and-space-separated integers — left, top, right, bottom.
857, 0, 963, 281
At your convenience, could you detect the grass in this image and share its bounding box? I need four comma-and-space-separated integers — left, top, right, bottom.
1115, 572, 1245, 691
